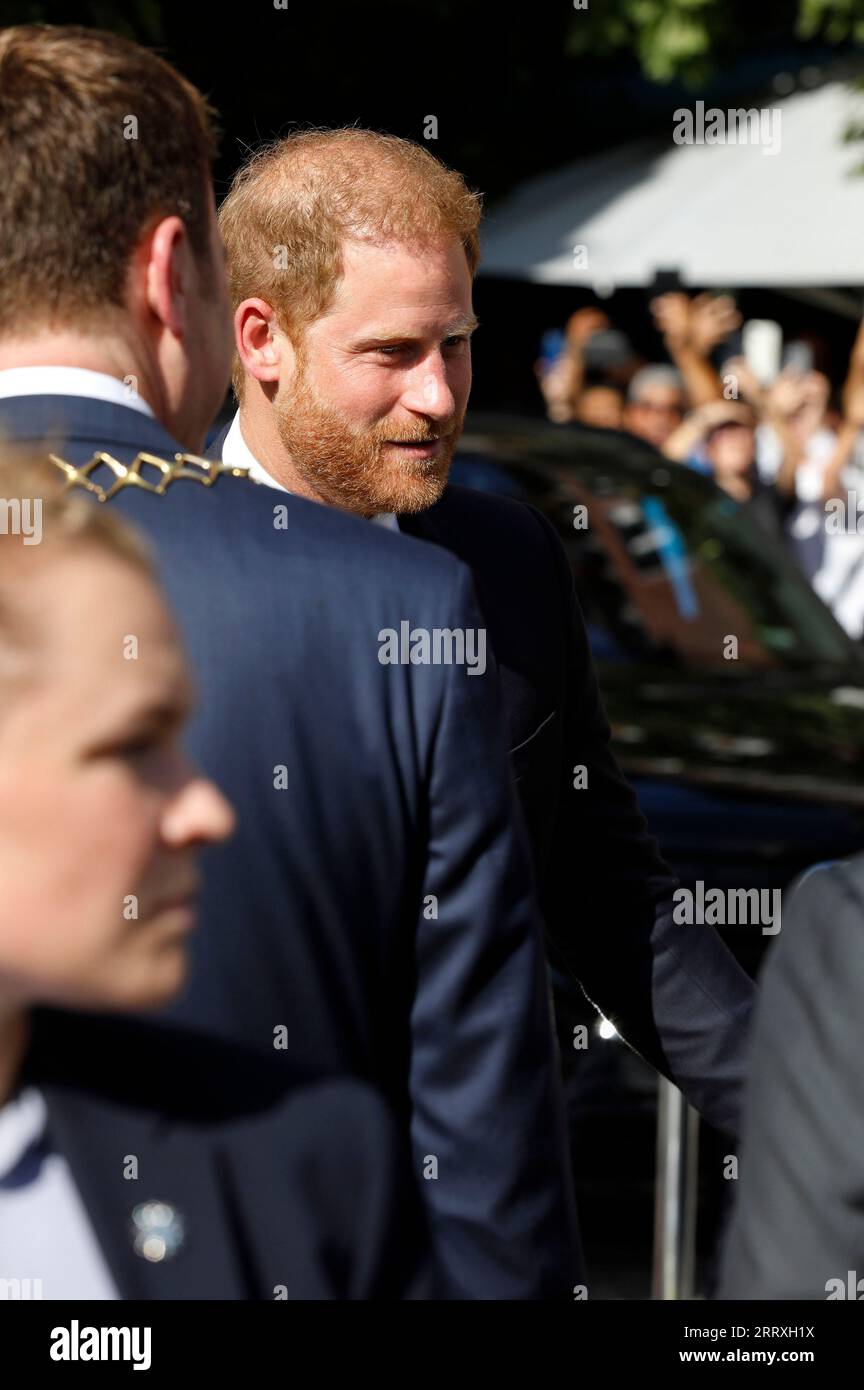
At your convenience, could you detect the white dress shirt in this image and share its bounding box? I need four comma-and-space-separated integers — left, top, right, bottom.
0, 365, 155, 418
0, 1086, 118, 1300
221, 410, 399, 531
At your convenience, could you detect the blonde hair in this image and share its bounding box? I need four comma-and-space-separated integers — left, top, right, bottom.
0, 449, 155, 678
219, 127, 484, 399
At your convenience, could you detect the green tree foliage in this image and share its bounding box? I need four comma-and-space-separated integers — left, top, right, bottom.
566, 0, 864, 85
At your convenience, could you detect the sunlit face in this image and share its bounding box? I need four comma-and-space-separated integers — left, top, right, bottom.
788, 370, 830, 445
274, 237, 475, 515
577, 385, 624, 431
624, 385, 685, 449
0, 549, 234, 1013
707, 421, 756, 480
538, 352, 579, 423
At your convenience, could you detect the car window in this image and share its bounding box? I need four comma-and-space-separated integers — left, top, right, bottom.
451, 444, 858, 673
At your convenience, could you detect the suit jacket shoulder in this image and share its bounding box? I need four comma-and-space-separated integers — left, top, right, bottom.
405, 483, 562, 576
718, 857, 864, 1298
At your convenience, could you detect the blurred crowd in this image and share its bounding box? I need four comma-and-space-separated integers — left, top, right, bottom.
536, 296, 864, 640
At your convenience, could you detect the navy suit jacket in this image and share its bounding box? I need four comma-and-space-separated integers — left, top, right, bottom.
21, 1010, 431, 1300
397, 483, 756, 1139
0, 394, 579, 1300
208, 420, 755, 1136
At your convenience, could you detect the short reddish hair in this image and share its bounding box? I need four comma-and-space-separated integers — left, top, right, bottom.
219, 128, 484, 398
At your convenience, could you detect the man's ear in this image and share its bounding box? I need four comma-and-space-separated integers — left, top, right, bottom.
235, 299, 291, 386
144, 216, 191, 339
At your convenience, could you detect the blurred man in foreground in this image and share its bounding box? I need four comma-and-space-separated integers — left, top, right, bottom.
0, 453, 428, 1299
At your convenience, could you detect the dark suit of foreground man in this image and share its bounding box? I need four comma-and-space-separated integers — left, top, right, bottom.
718, 857, 864, 1299
0, 460, 424, 1302
0, 26, 577, 1298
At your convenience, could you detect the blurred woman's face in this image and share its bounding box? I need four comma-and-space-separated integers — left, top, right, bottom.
537, 352, 580, 423
577, 386, 624, 430
0, 550, 234, 1012
706, 422, 756, 480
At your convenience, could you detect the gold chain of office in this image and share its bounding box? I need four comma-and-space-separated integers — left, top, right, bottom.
47, 450, 256, 503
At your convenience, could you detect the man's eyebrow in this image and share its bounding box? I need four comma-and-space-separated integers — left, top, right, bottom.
446, 314, 480, 336
354, 315, 480, 344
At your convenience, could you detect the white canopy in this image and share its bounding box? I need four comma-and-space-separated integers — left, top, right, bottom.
478, 80, 864, 292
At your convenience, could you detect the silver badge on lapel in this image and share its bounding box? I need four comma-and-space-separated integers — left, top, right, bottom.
130, 1200, 185, 1263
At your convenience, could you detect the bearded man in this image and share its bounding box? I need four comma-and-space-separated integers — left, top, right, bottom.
213, 129, 755, 1152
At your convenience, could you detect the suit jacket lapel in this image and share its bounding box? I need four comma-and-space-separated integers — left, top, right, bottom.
398, 505, 441, 545
207, 420, 231, 461
40, 1081, 250, 1300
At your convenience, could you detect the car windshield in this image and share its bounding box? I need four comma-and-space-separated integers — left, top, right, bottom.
453, 428, 863, 676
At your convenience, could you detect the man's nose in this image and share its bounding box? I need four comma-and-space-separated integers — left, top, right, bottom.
162, 772, 236, 849
400, 356, 456, 421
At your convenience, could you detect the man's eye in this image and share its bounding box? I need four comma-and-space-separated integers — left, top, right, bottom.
375, 345, 404, 357
443, 337, 469, 350
106, 730, 166, 759
117, 736, 157, 757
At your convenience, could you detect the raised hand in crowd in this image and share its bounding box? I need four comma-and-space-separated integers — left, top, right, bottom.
651, 291, 741, 408
822, 317, 864, 503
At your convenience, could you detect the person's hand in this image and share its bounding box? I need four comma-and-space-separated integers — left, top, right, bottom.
534, 350, 581, 423
801, 370, 829, 411
565, 307, 609, 347
791, 370, 830, 440
765, 367, 810, 421
692, 399, 754, 433
721, 356, 765, 407
844, 374, 864, 430
650, 292, 692, 351
765, 370, 823, 486
688, 293, 741, 356
652, 292, 741, 358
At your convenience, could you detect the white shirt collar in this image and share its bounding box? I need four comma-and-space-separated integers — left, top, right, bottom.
221, 410, 399, 531
0, 1086, 47, 1180
0, 366, 154, 419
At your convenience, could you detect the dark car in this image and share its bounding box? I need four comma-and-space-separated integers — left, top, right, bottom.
452, 415, 864, 1295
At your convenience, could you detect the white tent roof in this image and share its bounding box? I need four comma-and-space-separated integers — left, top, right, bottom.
478, 80, 864, 289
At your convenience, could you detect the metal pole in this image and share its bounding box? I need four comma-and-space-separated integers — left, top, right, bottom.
651, 1077, 700, 1299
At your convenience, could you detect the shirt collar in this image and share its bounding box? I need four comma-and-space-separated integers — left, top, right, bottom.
0, 1086, 47, 1181
0, 366, 155, 420
221, 410, 399, 531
